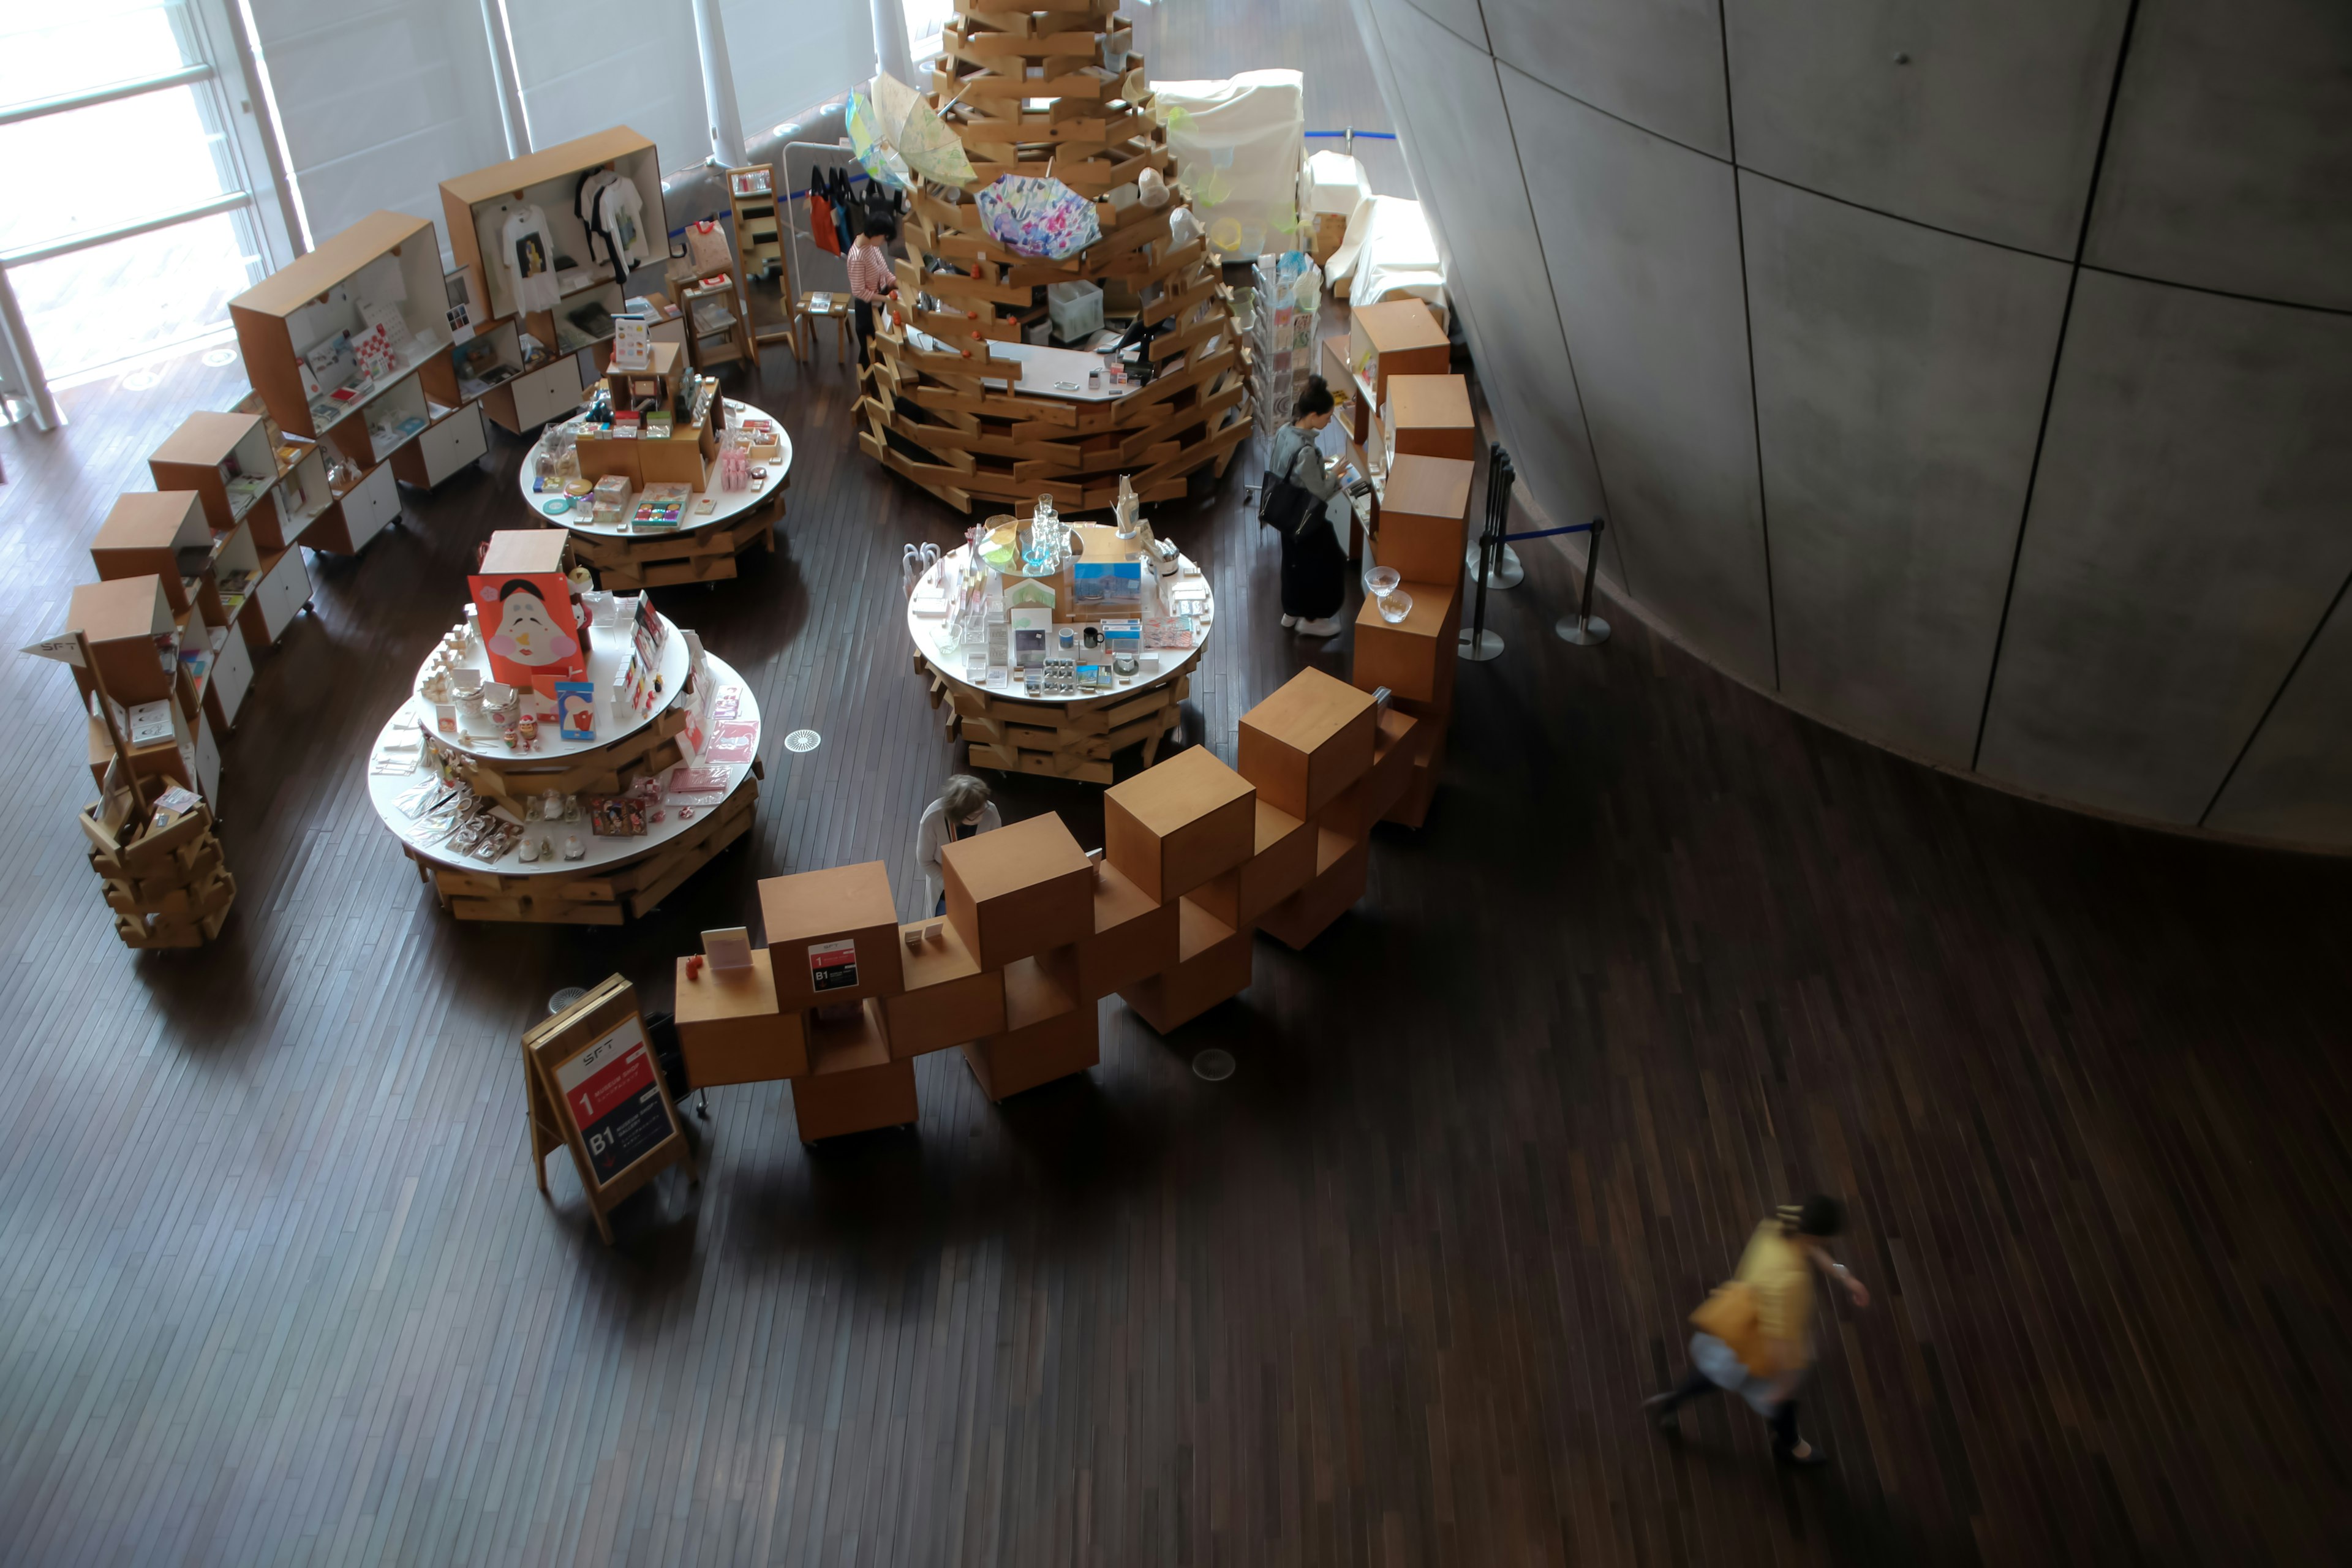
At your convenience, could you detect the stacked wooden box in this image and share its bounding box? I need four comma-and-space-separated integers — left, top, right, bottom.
859, 5, 1248, 511
1343, 298, 1468, 827
670, 668, 1412, 1138
81, 793, 236, 951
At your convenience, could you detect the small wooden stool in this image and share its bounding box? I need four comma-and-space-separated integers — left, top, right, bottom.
797, 294, 855, 367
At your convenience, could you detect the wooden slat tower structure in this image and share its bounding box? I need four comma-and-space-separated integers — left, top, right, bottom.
859, 0, 1250, 512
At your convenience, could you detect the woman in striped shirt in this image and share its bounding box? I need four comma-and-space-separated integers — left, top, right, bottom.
846, 214, 899, 366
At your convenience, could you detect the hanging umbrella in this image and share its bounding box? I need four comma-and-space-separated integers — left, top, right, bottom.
847, 89, 911, 190
870, 72, 976, 187
976, 174, 1102, 260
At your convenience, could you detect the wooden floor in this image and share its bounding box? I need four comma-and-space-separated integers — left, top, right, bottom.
7, 34, 2352, 1568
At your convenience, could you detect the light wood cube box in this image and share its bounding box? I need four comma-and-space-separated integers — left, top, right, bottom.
68, 576, 179, 707
1382, 374, 1475, 462
791, 999, 916, 1140
1385, 729, 1446, 829
1077, 861, 1181, 1000
673, 952, 807, 1085
942, 810, 1093, 970
1187, 799, 1314, 932
760, 861, 905, 1010
92, 492, 213, 616
1103, 746, 1255, 903
1120, 897, 1253, 1035
1258, 829, 1370, 951
1317, 709, 1422, 839
1352, 577, 1462, 708
883, 918, 1006, 1057
962, 948, 1097, 1101
1375, 455, 1474, 585
1237, 668, 1376, 820
1347, 300, 1449, 403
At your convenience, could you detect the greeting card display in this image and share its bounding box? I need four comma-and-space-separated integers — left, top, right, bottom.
467, 571, 587, 693
554, 680, 597, 741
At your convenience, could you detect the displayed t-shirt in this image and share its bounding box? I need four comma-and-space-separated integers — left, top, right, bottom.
502, 204, 559, 313
575, 168, 621, 274
595, 176, 653, 286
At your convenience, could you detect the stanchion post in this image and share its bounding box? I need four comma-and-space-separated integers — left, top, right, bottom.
1555, 518, 1612, 646
1458, 444, 1509, 662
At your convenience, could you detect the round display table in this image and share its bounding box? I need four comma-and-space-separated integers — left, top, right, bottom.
522, 398, 792, 590
906, 520, 1215, 785
367, 626, 761, 924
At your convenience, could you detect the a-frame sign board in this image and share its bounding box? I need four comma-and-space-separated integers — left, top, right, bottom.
523, 974, 696, 1243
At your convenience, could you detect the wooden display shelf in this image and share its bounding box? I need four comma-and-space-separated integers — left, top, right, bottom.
441, 703, 690, 820
862, 13, 1245, 512
409, 767, 759, 924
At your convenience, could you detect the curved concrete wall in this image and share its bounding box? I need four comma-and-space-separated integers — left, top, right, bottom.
1349, 0, 2352, 849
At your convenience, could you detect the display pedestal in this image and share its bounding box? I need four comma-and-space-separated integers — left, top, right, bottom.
564, 508, 779, 591
907, 522, 1213, 786
403, 768, 758, 924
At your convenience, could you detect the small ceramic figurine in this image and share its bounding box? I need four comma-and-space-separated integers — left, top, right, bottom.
518, 835, 540, 862
518, 712, 538, 750
542, 788, 564, 820
563, 834, 586, 861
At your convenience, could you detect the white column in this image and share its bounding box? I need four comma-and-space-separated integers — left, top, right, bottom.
477, 0, 532, 156
871, 0, 914, 86
691, 0, 748, 167
0, 265, 61, 431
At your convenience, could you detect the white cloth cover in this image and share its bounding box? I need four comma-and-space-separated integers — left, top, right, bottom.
1324, 194, 1447, 317
1148, 69, 1306, 260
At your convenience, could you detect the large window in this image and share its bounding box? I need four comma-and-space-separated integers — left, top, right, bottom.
0, 0, 286, 385
907, 0, 954, 65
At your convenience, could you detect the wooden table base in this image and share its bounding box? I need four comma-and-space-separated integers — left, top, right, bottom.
921, 655, 1189, 785
564, 491, 785, 592
409, 769, 760, 924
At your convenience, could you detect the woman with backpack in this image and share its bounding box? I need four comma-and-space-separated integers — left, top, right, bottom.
1643, 1195, 1870, 1465
1261, 376, 1350, 636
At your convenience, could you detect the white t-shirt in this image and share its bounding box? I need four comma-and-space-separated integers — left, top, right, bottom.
502, 204, 559, 314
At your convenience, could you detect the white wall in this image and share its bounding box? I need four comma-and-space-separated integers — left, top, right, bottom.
502, 0, 708, 175
249, 0, 511, 255
724, 0, 875, 141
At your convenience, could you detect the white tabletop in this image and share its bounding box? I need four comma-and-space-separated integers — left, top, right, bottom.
905, 538, 1215, 707
368, 654, 761, 879
519, 398, 793, 538
982, 341, 1136, 404
407, 605, 691, 763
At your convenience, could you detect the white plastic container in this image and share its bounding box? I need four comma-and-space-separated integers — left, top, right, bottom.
1047, 279, 1104, 342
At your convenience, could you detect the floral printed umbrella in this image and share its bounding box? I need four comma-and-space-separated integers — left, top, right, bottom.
975, 173, 1102, 260
870, 72, 976, 187
846, 89, 911, 190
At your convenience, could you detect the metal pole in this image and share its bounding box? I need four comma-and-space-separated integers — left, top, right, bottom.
1555, 518, 1612, 646
692, 0, 750, 168
1458, 443, 1507, 662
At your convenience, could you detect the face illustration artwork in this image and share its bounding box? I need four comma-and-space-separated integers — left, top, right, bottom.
488, 579, 579, 667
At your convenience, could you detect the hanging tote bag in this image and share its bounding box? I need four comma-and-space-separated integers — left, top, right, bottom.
685, 219, 734, 276
1258, 468, 1313, 535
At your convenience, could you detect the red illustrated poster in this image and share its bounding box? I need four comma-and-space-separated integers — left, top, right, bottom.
553, 1016, 673, 1186
808, 938, 858, 992
468, 571, 587, 693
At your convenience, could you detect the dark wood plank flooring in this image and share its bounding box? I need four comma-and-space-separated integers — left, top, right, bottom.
5, 34, 2352, 1568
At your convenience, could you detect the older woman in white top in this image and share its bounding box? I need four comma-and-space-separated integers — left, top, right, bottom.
917, 774, 1001, 916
